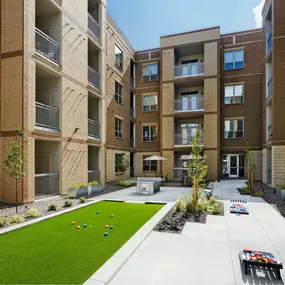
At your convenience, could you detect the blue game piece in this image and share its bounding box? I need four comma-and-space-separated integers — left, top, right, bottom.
96, 211, 99, 214
104, 232, 108, 237
83, 224, 87, 228
110, 225, 114, 230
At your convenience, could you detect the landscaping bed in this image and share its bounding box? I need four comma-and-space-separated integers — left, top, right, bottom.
0, 201, 163, 284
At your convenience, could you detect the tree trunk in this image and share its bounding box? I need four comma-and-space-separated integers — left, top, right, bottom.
193, 176, 197, 209
16, 179, 18, 214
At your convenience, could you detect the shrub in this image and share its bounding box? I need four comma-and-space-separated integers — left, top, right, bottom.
209, 197, 217, 206
10, 215, 24, 224
26, 208, 41, 218
115, 179, 133, 187
88, 181, 100, 186
71, 183, 87, 189
212, 203, 222, 215
79, 197, 87, 203
242, 186, 251, 194
63, 199, 73, 207
176, 196, 187, 212
276, 184, 285, 190
255, 192, 264, 197
186, 198, 195, 213
0, 217, 9, 228
48, 203, 57, 211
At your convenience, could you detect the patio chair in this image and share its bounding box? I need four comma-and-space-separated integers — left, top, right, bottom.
204, 180, 217, 200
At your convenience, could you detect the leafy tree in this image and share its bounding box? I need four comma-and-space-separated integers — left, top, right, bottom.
5, 128, 26, 213
187, 129, 208, 209
246, 143, 256, 193
115, 153, 130, 179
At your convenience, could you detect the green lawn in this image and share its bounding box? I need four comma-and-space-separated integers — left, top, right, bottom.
0, 201, 163, 284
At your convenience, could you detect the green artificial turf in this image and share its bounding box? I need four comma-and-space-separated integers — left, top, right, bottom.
0, 201, 163, 284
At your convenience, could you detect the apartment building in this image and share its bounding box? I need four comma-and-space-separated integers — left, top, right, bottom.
0, 0, 284, 203
262, 0, 285, 186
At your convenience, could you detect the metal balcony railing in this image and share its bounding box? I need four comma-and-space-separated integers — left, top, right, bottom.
174, 96, 204, 112
267, 78, 272, 96
88, 13, 101, 41
267, 33, 272, 52
88, 170, 100, 183
130, 107, 135, 118
36, 102, 59, 130
174, 132, 204, 146
35, 172, 59, 196
35, 28, 60, 64
268, 125, 272, 141
88, 66, 100, 90
88, 119, 100, 139
174, 62, 204, 77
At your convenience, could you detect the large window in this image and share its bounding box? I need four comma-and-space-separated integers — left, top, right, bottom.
143, 155, 157, 172
142, 63, 158, 82
115, 45, 123, 70
142, 125, 157, 142
224, 50, 244, 70
225, 85, 244, 104
142, 95, 158, 112
115, 81, 123, 104
115, 117, 123, 138
224, 119, 244, 138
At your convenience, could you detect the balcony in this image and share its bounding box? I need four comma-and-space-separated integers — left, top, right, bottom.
35, 172, 60, 197
88, 13, 101, 42
267, 33, 272, 52
174, 62, 204, 78
174, 96, 204, 112
267, 78, 272, 96
36, 102, 59, 131
268, 125, 272, 141
130, 107, 135, 119
88, 66, 100, 90
35, 28, 60, 64
88, 119, 100, 139
174, 132, 204, 146
88, 170, 100, 183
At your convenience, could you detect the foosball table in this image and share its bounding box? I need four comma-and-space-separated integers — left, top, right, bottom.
239, 249, 283, 279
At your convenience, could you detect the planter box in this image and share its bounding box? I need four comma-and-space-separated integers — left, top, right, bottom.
276, 188, 285, 201
68, 187, 88, 198
88, 185, 103, 195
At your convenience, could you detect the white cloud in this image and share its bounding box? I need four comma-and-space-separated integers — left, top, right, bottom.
253, 0, 265, 28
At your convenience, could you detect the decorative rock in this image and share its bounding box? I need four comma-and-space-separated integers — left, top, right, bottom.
105, 225, 109, 229
104, 232, 108, 237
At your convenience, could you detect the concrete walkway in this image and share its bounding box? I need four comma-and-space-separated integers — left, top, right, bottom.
108, 180, 285, 285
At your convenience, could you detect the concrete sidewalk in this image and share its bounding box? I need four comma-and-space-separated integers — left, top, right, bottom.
108, 180, 285, 285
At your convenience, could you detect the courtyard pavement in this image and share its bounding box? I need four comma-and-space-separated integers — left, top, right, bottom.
101, 180, 285, 285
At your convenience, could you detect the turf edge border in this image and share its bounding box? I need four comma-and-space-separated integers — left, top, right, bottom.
83, 202, 174, 285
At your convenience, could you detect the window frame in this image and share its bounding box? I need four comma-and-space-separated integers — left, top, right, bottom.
115, 44, 123, 70
224, 49, 244, 71
142, 155, 158, 172
142, 94, 158, 112
115, 81, 123, 104
115, 117, 123, 139
224, 84, 244, 105
142, 124, 158, 142
224, 119, 244, 139
142, 63, 158, 82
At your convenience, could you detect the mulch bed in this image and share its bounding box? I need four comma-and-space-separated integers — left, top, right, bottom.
154, 202, 224, 234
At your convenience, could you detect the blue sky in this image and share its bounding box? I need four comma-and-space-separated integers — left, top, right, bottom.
107, 0, 264, 50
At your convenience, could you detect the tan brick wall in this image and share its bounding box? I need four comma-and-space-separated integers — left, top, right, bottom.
106, 149, 130, 182
162, 49, 174, 82
134, 152, 161, 177
162, 117, 174, 149
272, 146, 285, 186
205, 150, 219, 181
162, 83, 174, 115
204, 78, 218, 113
204, 42, 218, 76
262, 148, 267, 184
251, 150, 262, 181
204, 114, 218, 148
162, 151, 174, 179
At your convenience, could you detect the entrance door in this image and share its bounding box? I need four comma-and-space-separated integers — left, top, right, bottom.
229, 155, 239, 178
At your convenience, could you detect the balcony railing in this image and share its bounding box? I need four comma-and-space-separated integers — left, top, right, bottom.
36, 102, 59, 130
88, 170, 100, 183
35, 172, 59, 196
268, 125, 272, 141
88, 13, 101, 41
130, 107, 135, 118
174, 132, 204, 146
267, 33, 272, 52
88, 66, 101, 90
267, 78, 272, 96
174, 96, 204, 112
130, 137, 135, 148
35, 28, 60, 64
88, 119, 100, 139
174, 62, 204, 78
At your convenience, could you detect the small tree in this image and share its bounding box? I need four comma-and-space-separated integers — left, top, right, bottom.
115, 153, 130, 180
5, 128, 26, 213
246, 143, 256, 193
187, 129, 208, 209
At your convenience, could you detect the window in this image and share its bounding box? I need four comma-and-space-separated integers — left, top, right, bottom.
142, 64, 158, 82
225, 85, 244, 104
224, 119, 244, 138
224, 50, 244, 70
115, 117, 123, 138
115, 81, 123, 104
115, 45, 123, 70
142, 95, 158, 112
143, 155, 158, 172
115, 153, 123, 173
142, 125, 157, 142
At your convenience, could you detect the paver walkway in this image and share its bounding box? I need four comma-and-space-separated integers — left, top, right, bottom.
108, 180, 285, 285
